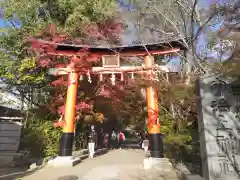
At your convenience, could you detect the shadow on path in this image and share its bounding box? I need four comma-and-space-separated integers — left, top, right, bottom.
9, 148, 111, 180
0, 165, 46, 180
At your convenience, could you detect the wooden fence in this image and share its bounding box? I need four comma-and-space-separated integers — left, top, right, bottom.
0, 117, 23, 167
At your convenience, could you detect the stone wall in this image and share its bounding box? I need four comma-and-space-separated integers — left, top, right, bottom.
197, 75, 240, 180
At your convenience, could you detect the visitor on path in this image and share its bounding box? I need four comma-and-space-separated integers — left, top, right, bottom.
139, 131, 147, 146
98, 128, 104, 148
88, 125, 96, 158
110, 130, 118, 149
142, 139, 149, 151
139, 131, 148, 146
140, 131, 149, 151
103, 133, 109, 148
118, 131, 126, 149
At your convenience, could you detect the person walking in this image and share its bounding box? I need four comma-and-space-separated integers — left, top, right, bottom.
103, 133, 109, 148
118, 131, 126, 149
88, 125, 96, 158
140, 131, 149, 151
110, 130, 117, 149
98, 128, 104, 148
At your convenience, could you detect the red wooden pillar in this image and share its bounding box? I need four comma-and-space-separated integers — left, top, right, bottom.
59, 70, 79, 156
144, 55, 163, 158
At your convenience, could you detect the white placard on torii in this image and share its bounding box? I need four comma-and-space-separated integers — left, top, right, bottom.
48, 65, 178, 76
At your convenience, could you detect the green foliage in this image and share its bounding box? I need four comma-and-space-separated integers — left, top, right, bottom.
155, 83, 200, 165
0, 0, 118, 106
159, 113, 174, 134
164, 132, 193, 161
1, 0, 118, 36
0, 56, 45, 84
163, 124, 199, 164
21, 117, 61, 157
167, 84, 195, 102
164, 133, 192, 147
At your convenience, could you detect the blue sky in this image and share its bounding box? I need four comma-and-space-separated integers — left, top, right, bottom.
199, 0, 213, 8
0, 19, 7, 28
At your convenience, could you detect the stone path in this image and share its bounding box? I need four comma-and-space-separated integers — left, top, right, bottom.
20, 149, 180, 180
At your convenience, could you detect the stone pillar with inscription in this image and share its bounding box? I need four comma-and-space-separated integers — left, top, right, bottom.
197, 75, 240, 180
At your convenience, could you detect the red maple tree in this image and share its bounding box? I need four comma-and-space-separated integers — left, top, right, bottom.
30, 20, 129, 127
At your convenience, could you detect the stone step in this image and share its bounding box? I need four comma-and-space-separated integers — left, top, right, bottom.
143, 157, 173, 171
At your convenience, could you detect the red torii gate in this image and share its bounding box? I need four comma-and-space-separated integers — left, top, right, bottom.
30, 38, 186, 165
